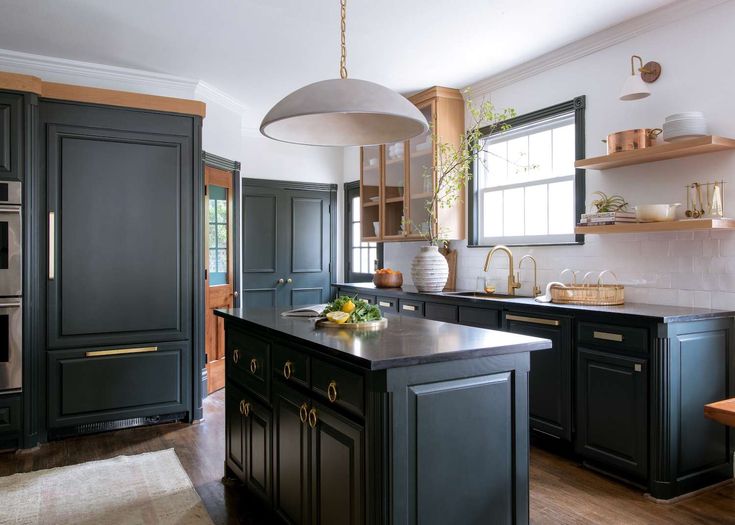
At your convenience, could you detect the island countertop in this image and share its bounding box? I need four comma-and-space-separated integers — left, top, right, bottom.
214, 307, 551, 370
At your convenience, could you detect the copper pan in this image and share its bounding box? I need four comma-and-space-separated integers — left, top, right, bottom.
603, 128, 662, 154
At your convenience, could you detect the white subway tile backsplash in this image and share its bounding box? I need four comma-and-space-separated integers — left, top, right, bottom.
383, 231, 735, 309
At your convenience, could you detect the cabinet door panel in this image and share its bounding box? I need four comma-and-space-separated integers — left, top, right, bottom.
0, 92, 23, 181
311, 401, 364, 525
43, 106, 192, 349
273, 385, 309, 525
226, 383, 247, 476
577, 347, 647, 478
247, 399, 272, 502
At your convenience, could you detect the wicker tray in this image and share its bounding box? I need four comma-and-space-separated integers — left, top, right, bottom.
550, 284, 624, 306
315, 317, 388, 331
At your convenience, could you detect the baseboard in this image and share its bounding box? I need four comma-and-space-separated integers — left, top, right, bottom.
645, 478, 734, 504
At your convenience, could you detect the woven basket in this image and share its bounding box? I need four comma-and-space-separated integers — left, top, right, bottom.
550, 283, 624, 306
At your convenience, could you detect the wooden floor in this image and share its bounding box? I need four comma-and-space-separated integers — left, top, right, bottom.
1, 390, 734, 524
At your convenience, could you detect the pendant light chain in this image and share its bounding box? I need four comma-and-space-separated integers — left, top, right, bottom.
340, 0, 348, 79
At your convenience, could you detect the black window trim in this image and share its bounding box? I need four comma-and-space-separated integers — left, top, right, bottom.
467, 95, 586, 248
344, 180, 384, 282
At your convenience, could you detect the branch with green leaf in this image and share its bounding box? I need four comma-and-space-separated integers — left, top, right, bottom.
403, 92, 517, 246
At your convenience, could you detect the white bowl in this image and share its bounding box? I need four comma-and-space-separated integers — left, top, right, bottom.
634, 204, 680, 222
373, 221, 380, 236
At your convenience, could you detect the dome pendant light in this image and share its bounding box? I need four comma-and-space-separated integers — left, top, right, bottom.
260, 0, 428, 146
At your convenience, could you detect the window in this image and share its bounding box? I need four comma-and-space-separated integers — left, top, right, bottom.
344, 181, 383, 282
208, 185, 229, 285
470, 97, 585, 246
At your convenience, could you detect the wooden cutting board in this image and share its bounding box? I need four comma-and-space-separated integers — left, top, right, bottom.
439, 247, 457, 291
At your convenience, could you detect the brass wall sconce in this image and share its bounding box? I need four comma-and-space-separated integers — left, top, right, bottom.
619, 55, 662, 101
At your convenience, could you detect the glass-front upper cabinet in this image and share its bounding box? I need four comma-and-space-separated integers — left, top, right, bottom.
407, 102, 434, 239
360, 145, 381, 240
383, 140, 407, 239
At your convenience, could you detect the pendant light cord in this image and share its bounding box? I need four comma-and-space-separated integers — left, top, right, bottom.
340, 0, 348, 79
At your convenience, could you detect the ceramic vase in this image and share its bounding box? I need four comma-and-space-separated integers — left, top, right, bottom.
411, 245, 448, 292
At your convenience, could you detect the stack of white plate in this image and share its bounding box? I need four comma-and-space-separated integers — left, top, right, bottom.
662, 112, 708, 142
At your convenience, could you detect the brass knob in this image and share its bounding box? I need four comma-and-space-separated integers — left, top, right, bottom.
283, 360, 294, 380
239, 400, 250, 417
277, 278, 285, 284
233, 348, 240, 364
327, 380, 338, 403
249, 358, 258, 374
299, 402, 309, 424
308, 408, 318, 429
287, 278, 293, 284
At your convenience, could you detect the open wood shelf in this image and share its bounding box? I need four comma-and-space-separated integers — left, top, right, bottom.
576, 218, 735, 234
410, 192, 433, 200
385, 196, 404, 203
575, 136, 735, 170
362, 200, 379, 207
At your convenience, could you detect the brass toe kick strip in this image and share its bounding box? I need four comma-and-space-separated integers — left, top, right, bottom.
85, 346, 158, 357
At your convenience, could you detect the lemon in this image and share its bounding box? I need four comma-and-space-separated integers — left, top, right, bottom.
341, 300, 355, 313
326, 311, 350, 324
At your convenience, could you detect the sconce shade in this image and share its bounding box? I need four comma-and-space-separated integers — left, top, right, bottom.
619, 74, 651, 101
260, 78, 429, 146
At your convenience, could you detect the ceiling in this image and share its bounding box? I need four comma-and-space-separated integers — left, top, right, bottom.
0, 0, 677, 119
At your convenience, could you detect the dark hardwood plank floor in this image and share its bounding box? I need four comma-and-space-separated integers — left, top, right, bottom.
1, 390, 733, 524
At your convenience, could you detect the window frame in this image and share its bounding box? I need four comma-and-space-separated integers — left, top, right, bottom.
468, 96, 586, 248
344, 181, 384, 282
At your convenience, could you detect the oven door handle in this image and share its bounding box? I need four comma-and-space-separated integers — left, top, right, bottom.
0, 206, 20, 214
0, 302, 21, 308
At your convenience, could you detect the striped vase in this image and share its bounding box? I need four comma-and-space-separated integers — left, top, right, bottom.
411, 245, 448, 292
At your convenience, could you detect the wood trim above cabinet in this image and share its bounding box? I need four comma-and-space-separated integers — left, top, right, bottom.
408, 86, 464, 105
0, 71, 205, 117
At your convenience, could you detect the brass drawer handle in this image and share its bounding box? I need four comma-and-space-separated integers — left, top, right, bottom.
239, 400, 250, 417
283, 360, 294, 380
506, 314, 559, 327
85, 346, 157, 358
402, 304, 416, 312
250, 358, 258, 374
327, 380, 338, 403
233, 348, 240, 364
299, 402, 309, 424
308, 408, 318, 429
593, 331, 623, 342
379, 301, 392, 307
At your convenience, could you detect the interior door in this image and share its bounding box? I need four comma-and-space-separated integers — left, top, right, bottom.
205, 165, 235, 394
242, 182, 332, 309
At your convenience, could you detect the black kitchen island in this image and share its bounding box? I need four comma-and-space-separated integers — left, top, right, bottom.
214, 307, 551, 525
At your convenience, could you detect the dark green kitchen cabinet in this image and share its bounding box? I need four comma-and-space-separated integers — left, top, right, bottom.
506, 311, 572, 441
576, 347, 648, 479
0, 91, 24, 181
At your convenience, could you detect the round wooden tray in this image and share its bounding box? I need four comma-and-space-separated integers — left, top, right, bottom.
316, 317, 388, 331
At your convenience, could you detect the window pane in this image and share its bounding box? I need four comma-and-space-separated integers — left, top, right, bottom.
208, 248, 217, 273
352, 248, 361, 272
548, 180, 574, 234
369, 248, 377, 271
208, 200, 216, 223
217, 224, 228, 247
216, 200, 227, 223
217, 249, 228, 273
483, 141, 508, 188
507, 136, 529, 180
483, 191, 503, 238
553, 124, 575, 176
352, 196, 360, 221
352, 222, 361, 247
528, 129, 553, 182
525, 184, 548, 235
208, 224, 217, 249
503, 188, 524, 237
361, 249, 369, 273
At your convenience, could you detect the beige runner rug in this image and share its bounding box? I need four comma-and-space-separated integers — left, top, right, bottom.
0, 448, 214, 525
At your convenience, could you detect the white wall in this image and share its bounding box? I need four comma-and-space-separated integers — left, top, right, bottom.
382, 0, 735, 309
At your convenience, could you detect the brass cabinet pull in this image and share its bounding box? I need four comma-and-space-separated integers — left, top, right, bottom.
85, 346, 157, 358
593, 331, 623, 343
250, 358, 258, 374
299, 402, 309, 424
233, 348, 240, 364
287, 278, 293, 284
283, 360, 294, 380
327, 380, 338, 403
239, 400, 251, 417
277, 278, 285, 284
48, 212, 55, 280
506, 314, 560, 327
308, 408, 318, 429
402, 304, 416, 312
378, 301, 392, 307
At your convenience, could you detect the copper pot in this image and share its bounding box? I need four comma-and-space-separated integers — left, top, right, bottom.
603, 128, 662, 154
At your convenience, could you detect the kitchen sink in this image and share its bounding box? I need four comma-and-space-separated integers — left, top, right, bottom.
442, 291, 532, 300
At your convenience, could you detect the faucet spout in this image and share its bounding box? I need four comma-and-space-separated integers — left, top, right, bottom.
483, 245, 521, 295
518, 255, 542, 297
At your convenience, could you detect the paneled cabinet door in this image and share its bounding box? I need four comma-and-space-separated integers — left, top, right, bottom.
0, 92, 23, 181
273, 385, 310, 525
226, 383, 247, 478
576, 347, 648, 479
310, 401, 364, 525
245, 397, 272, 502
506, 313, 572, 441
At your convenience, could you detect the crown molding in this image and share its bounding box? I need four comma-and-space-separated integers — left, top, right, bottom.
195, 81, 248, 115
466, 0, 730, 96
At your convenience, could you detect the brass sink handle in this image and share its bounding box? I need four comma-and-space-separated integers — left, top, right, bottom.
233, 348, 240, 364
283, 360, 294, 380
250, 358, 258, 374
308, 408, 318, 428
239, 400, 251, 417
299, 402, 309, 424
327, 380, 338, 403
